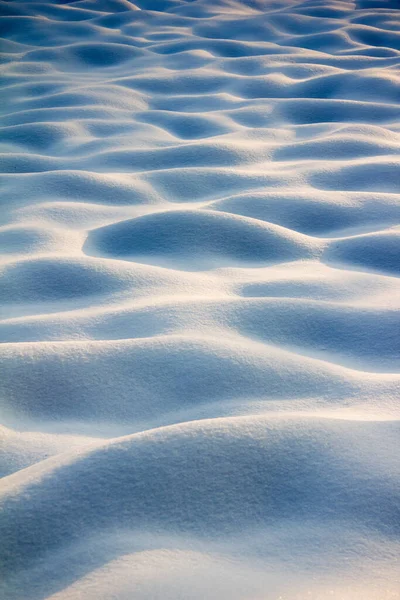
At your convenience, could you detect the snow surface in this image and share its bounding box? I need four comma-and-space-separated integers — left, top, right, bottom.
1, 0, 400, 598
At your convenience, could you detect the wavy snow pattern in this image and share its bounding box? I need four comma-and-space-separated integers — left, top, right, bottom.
1, 1, 400, 599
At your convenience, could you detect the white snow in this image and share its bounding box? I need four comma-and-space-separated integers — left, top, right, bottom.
1, 0, 399, 598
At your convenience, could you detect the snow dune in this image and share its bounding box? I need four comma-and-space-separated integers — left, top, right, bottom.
1, 0, 400, 598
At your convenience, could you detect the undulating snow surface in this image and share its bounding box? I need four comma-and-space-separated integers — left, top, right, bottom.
1, 0, 400, 598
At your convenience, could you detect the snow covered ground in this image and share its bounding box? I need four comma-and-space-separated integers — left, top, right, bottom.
1, 0, 400, 598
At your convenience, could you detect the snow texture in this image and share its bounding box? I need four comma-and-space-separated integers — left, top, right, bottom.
0, 0, 400, 598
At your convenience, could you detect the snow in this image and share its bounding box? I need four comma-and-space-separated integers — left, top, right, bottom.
0, 0, 399, 598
